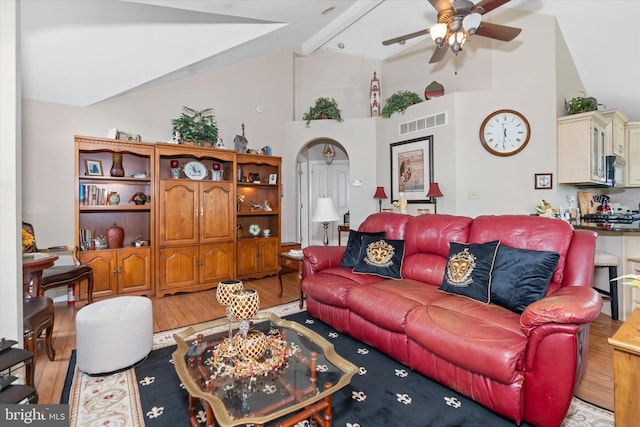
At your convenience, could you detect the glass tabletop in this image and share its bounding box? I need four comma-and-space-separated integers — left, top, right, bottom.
172, 312, 357, 427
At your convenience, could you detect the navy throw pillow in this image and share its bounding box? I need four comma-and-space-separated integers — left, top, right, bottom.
438, 241, 500, 303
491, 245, 560, 313
340, 230, 386, 268
352, 236, 405, 280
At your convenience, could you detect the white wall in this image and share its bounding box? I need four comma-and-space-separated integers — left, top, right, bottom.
1, 0, 22, 343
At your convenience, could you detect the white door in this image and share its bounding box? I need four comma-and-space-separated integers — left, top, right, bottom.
308, 160, 349, 246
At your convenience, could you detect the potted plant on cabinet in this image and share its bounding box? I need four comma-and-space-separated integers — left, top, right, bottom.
381, 90, 423, 118
171, 106, 219, 146
565, 95, 598, 115
302, 97, 344, 127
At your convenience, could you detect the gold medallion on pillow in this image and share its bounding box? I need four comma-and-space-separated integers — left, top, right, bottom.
364, 239, 395, 267
445, 247, 476, 286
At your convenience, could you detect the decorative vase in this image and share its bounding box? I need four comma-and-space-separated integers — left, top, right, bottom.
107, 192, 120, 205
110, 153, 125, 177
106, 223, 124, 248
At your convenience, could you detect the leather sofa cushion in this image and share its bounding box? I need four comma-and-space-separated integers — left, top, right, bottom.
346, 280, 446, 332
402, 214, 473, 258
301, 268, 381, 308
406, 297, 527, 384
358, 212, 412, 240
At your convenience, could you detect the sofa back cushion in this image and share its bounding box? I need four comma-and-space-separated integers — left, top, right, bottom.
468, 215, 573, 287
401, 214, 473, 283
358, 212, 412, 240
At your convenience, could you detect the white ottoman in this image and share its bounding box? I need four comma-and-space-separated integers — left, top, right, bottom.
76, 296, 153, 374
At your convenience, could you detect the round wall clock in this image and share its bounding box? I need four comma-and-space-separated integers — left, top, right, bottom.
184, 161, 208, 180
479, 109, 531, 156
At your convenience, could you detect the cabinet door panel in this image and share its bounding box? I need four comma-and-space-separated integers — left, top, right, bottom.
159, 181, 199, 245
159, 246, 199, 291
259, 237, 279, 272
79, 250, 117, 297
200, 243, 234, 284
118, 247, 151, 293
237, 240, 259, 276
201, 182, 234, 243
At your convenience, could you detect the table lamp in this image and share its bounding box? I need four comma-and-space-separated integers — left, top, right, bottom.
373, 187, 388, 212
426, 182, 443, 213
312, 197, 340, 245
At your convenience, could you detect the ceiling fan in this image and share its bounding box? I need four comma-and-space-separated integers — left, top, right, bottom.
382, 0, 521, 64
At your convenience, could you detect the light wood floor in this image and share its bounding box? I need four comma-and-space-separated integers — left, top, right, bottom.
31, 273, 620, 411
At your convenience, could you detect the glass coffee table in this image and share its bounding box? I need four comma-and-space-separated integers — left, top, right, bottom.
172, 312, 357, 427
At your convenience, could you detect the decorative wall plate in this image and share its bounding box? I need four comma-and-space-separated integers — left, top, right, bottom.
249, 224, 261, 237
184, 161, 208, 180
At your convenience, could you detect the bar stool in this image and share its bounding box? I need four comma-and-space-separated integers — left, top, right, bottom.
594, 250, 619, 320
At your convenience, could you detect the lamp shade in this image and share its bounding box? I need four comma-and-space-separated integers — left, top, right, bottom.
312, 198, 340, 223
426, 182, 443, 198
373, 186, 388, 199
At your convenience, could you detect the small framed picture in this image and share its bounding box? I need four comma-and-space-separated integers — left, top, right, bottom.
84, 159, 103, 176
269, 173, 277, 184
535, 173, 552, 189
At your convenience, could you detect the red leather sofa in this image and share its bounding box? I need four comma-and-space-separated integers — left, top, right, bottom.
301, 213, 603, 426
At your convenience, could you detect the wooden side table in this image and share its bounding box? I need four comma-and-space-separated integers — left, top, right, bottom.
277, 252, 304, 308
608, 304, 640, 426
338, 225, 350, 246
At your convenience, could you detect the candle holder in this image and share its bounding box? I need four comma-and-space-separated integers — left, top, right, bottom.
230, 288, 261, 359
216, 280, 244, 348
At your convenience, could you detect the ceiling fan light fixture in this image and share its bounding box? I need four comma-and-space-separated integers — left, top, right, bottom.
448, 30, 466, 53
430, 23, 447, 44
462, 13, 481, 34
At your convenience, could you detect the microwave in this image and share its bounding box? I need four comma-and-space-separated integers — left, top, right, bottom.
606, 155, 625, 188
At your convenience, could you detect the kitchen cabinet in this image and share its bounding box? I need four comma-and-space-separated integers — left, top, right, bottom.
237, 237, 279, 277
235, 153, 282, 279
155, 143, 236, 297
625, 122, 640, 187
75, 135, 155, 299
79, 247, 151, 298
558, 111, 608, 185
600, 109, 628, 158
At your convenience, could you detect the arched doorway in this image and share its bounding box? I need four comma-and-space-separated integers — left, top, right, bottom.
296, 138, 349, 247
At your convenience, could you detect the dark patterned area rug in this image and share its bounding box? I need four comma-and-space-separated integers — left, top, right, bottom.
62, 309, 614, 426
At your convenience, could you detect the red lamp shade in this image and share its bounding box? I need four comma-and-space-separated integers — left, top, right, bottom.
426, 183, 443, 198
373, 187, 388, 199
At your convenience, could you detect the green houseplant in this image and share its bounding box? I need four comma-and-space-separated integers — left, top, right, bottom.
171, 106, 219, 146
565, 95, 598, 115
381, 90, 423, 118
302, 97, 343, 127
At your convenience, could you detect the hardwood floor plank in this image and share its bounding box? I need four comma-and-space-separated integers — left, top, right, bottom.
30, 274, 618, 412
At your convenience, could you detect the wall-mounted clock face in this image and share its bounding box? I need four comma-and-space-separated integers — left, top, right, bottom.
479, 109, 531, 156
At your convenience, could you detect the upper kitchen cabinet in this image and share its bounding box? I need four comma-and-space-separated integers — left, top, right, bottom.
558, 111, 608, 186
625, 122, 640, 187
600, 109, 628, 159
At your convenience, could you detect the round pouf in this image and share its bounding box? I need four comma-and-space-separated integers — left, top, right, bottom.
76, 296, 152, 374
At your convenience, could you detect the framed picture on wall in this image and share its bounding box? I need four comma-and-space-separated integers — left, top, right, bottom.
390, 135, 434, 203
535, 173, 553, 189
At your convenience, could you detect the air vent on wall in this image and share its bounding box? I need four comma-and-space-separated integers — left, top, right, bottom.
399, 112, 447, 135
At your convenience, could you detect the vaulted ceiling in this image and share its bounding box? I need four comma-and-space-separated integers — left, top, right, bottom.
19, 0, 640, 120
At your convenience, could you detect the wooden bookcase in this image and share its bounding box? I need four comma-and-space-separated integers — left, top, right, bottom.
74, 135, 155, 299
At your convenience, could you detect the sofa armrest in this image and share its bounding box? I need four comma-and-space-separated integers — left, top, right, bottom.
520, 286, 604, 335
303, 246, 346, 277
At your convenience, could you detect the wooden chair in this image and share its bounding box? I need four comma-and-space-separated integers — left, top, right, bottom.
23, 296, 55, 379
22, 222, 94, 304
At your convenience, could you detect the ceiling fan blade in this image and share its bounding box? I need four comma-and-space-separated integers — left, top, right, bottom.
382, 28, 430, 46
470, 0, 511, 15
429, 46, 448, 64
429, 0, 454, 13
475, 22, 521, 41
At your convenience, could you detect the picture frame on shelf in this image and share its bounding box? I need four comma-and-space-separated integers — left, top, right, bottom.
269, 173, 277, 184
390, 135, 434, 203
535, 173, 553, 189
84, 159, 103, 176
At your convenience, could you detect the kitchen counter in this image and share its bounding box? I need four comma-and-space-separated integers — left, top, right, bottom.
574, 222, 640, 233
